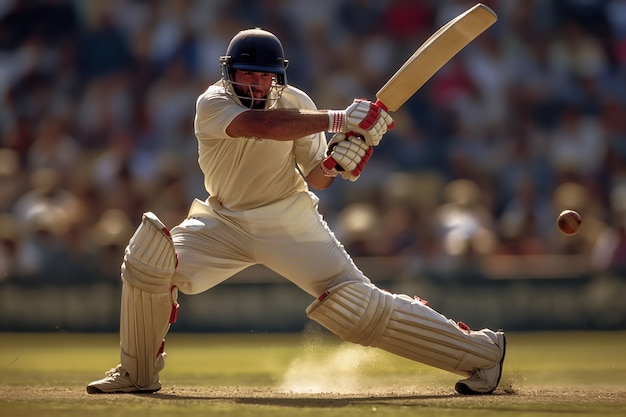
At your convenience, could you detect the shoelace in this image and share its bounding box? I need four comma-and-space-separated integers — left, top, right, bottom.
104, 366, 125, 377
466, 369, 483, 380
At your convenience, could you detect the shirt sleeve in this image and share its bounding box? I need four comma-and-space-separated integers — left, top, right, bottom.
194, 85, 247, 141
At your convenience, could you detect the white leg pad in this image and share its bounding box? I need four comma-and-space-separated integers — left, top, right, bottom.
306, 281, 501, 376
119, 212, 178, 388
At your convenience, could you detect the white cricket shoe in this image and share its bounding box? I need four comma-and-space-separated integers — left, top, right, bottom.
86, 365, 161, 394
455, 330, 506, 395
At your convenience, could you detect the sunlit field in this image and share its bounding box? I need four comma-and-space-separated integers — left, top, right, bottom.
1, 330, 625, 417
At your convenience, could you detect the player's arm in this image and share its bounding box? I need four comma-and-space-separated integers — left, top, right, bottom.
305, 159, 337, 190
226, 100, 394, 145
226, 109, 328, 141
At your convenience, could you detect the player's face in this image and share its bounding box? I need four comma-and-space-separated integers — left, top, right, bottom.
232, 69, 274, 105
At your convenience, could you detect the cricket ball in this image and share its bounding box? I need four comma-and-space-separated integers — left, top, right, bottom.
557, 210, 582, 236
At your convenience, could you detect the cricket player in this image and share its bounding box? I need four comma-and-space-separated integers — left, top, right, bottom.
87, 28, 505, 396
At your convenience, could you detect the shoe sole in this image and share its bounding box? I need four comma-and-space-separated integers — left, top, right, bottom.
455, 332, 507, 395
86, 385, 161, 394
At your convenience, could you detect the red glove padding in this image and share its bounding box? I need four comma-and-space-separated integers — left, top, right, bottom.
322, 133, 373, 182
328, 99, 394, 147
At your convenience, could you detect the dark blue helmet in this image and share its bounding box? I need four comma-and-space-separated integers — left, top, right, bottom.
220, 28, 289, 85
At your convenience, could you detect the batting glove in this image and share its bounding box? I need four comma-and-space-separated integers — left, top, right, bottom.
328, 99, 394, 147
321, 133, 373, 182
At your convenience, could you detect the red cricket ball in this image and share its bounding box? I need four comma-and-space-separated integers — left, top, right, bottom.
557, 210, 582, 236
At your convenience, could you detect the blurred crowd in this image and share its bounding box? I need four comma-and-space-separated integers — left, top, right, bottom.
2, 0, 626, 285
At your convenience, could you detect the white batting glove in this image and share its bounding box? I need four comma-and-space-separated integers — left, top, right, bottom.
320, 133, 373, 182
328, 99, 394, 147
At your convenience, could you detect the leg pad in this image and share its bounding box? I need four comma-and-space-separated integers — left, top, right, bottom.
307, 281, 501, 376
119, 212, 178, 388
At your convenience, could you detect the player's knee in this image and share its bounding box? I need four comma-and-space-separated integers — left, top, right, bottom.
306, 281, 394, 346
122, 212, 177, 293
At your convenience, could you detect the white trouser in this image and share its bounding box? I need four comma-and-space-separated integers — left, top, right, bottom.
171, 192, 364, 297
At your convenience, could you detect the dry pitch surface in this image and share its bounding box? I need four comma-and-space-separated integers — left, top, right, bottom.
1, 331, 625, 416
2, 383, 625, 417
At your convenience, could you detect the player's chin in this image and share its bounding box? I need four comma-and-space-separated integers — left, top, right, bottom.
252, 96, 268, 106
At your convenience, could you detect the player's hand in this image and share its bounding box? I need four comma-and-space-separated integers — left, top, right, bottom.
328, 99, 394, 147
321, 133, 373, 182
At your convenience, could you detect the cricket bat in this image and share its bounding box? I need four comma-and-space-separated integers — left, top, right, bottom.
325, 3, 497, 174
376, 3, 497, 112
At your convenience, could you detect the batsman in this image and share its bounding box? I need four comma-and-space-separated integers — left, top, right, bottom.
87, 28, 505, 396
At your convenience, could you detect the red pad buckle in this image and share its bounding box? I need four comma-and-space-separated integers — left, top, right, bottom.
318, 291, 330, 302
458, 321, 471, 334
170, 301, 179, 324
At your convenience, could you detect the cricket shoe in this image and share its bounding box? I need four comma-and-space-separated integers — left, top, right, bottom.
454, 330, 506, 395
86, 365, 161, 394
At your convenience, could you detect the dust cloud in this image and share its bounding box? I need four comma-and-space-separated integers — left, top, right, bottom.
278, 324, 381, 394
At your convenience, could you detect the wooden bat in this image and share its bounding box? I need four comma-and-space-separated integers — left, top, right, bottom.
325, 4, 497, 175
375, 3, 497, 112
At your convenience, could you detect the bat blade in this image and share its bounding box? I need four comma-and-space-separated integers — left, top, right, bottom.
376, 3, 497, 112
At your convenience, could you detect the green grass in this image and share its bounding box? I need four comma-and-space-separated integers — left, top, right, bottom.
0, 331, 625, 416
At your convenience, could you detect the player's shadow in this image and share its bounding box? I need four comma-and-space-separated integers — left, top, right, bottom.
233, 394, 453, 407
149, 391, 512, 407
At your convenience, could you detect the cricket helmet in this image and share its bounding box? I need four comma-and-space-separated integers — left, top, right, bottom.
220, 28, 289, 85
